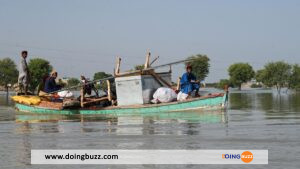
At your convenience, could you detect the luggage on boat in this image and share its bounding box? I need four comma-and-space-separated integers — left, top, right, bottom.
11, 95, 41, 105
151, 87, 177, 103
58, 91, 73, 98
177, 91, 189, 101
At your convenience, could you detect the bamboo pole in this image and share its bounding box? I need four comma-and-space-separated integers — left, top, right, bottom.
80, 87, 84, 108
114, 56, 121, 76
106, 80, 112, 101
144, 51, 151, 69
150, 56, 159, 65
176, 77, 181, 91
149, 71, 172, 88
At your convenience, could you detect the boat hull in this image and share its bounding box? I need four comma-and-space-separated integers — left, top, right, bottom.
15, 93, 228, 115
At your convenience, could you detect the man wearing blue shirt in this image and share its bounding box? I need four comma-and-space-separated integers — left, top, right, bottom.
180, 65, 200, 97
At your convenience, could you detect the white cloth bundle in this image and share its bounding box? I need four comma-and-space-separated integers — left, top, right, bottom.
58, 91, 73, 98
152, 87, 177, 103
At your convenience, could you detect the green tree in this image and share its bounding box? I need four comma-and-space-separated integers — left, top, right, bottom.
28, 58, 52, 93
67, 78, 80, 88
93, 72, 112, 90
289, 64, 300, 90
228, 63, 255, 90
255, 69, 266, 83
217, 79, 232, 89
93, 72, 112, 80
185, 54, 210, 81
134, 64, 144, 71
259, 61, 291, 93
0, 58, 18, 95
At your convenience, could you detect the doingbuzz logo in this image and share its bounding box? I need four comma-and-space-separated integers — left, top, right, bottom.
222, 151, 253, 163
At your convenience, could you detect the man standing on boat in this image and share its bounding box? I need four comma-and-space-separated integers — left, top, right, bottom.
18, 50, 30, 95
180, 65, 200, 97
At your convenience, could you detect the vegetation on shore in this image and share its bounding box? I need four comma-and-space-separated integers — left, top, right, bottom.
0, 58, 18, 94
228, 63, 255, 90
218, 61, 300, 92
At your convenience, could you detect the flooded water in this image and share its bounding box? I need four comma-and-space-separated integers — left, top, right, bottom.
0, 89, 299, 169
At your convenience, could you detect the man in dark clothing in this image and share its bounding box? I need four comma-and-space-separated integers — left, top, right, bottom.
44, 71, 62, 93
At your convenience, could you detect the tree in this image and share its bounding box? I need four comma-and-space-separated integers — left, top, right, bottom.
67, 78, 80, 88
255, 69, 266, 83
259, 61, 291, 93
93, 72, 112, 80
185, 54, 210, 81
289, 64, 300, 90
0, 58, 18, 95
228, 63, 255, 90
93, 72, 112, 90
217, 79, 232, 89
134, 64, 144, 71
28, 58, 52, 93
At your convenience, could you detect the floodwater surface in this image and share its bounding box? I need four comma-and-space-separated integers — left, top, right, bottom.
0, 89, 299, 169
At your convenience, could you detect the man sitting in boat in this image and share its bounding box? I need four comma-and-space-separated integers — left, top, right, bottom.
44, 71, 63, 93
180, 65, 200, 97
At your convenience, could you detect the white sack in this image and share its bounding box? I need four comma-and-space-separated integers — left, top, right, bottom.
152, 87, 177, 103
177, 91, 189, 101
58, 91, 73, 98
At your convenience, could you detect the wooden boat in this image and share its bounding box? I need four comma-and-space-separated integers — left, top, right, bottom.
13, 53, 229, 115
15, 92, 228, 115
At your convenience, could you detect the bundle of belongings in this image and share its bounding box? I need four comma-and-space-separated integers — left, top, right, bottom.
151, 87, 177, 104
11, 95, 41, 105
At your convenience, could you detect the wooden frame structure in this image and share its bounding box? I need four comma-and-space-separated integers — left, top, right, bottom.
80, 80, 112, 107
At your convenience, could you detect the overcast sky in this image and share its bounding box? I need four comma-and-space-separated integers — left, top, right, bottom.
0, 0, 300, 82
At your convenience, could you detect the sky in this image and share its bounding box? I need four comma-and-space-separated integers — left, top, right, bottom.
0, 0, 300, 82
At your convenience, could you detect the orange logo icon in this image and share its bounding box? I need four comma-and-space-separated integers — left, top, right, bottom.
241, 151, 253, 163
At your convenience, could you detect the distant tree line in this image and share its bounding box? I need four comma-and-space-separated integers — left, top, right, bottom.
217, 61, 300, 93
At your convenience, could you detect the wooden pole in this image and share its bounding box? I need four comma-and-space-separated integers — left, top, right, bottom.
144, 51, 151, 69
149, 71, 172, 88
80, 87, 84, 108
176, 77, 181, 91
150, 56, 159, 65
106, 80, 112, 101
114, 56, 121, 76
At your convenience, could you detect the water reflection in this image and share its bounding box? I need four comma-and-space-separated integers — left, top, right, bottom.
15, 122, 32, 166
0, 92, 14, 106
258, 92, 300, 120
14, 110, 227, 136
229, 92, 255, 110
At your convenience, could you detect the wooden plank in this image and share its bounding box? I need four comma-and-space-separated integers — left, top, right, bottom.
80, 87, 84, 108
82, 97, 109, 105
149, 71, 172, 88
176, 77, 181, 91
106, 80, 112, 101
114, 56, 121, 76
144, 51, 151, 69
